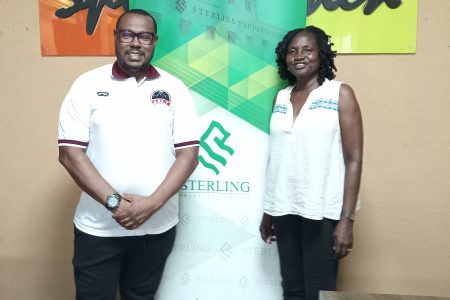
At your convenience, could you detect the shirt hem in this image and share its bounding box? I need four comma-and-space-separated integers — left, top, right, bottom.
263, 210, 340, 221
74, 218, 178, 237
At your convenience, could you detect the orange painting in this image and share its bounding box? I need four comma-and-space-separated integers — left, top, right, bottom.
39, 0, 126, 56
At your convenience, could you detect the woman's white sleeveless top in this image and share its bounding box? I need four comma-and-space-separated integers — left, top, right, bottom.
263, 79, 347, 220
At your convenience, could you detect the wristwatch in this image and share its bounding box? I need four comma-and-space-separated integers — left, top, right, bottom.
341, 211, 356, 221
105, 193, 121, 210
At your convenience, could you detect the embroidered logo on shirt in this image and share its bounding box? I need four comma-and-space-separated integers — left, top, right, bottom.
151, 90, 171, 106
309, 98, 338, 111
273, 104, 287, 114
97, 91, 109, 97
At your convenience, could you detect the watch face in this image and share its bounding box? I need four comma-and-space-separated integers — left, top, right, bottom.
106, 194, 120, 209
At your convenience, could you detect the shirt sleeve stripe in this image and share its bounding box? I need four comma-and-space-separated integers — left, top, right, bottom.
174, 140, 200, 149
58, 139, 89, 148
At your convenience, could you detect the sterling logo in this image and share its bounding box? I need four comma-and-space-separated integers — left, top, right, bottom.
179, 213, 191, 227
239, 276, 250, 289
181, 180, 250, 193
180, 273, 190, 286
199, 120, 235, 175
219, 243, 233, 261
176, 0, 187, 12
173, 243, 212, 254
242, 246, 278, 257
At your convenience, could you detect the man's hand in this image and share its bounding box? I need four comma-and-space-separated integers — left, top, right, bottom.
112, 194, 162, 230
112, 146, 199, 230
333, 219, 354, 259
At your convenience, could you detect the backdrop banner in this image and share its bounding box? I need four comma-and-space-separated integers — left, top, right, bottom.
127, 1, 306, 299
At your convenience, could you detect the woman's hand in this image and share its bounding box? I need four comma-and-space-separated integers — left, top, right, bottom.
259, 213, 276, 244
333, 218, 354, 258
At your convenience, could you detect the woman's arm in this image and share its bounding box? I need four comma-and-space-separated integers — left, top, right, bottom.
334, 83, 363, 258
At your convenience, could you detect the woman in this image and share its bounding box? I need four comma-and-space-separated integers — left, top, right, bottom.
260, 26, 363, 300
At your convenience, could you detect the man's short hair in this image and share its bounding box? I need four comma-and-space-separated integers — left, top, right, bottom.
116, 9, 158, 33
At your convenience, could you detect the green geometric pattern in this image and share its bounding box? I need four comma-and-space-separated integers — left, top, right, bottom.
130, 0, 307, 133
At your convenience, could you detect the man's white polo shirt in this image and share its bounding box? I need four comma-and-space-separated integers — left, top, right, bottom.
58, 62, 199, 237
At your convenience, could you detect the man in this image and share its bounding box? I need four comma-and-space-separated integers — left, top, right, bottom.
58, 9, 199, 299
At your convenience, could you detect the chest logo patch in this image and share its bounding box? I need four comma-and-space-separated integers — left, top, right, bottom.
273, 104, 287, 114
151, 90, 171, 106
309, 98, 338, 111
97, 91, 109, 97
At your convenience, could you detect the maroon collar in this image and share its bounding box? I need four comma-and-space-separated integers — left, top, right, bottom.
111, 61, 160, 80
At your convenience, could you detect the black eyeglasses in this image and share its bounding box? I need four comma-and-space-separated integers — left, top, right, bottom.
116, 30, 157, 45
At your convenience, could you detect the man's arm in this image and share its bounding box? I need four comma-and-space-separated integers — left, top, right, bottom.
59, 146, 118, 206
113, 146, 199, 230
